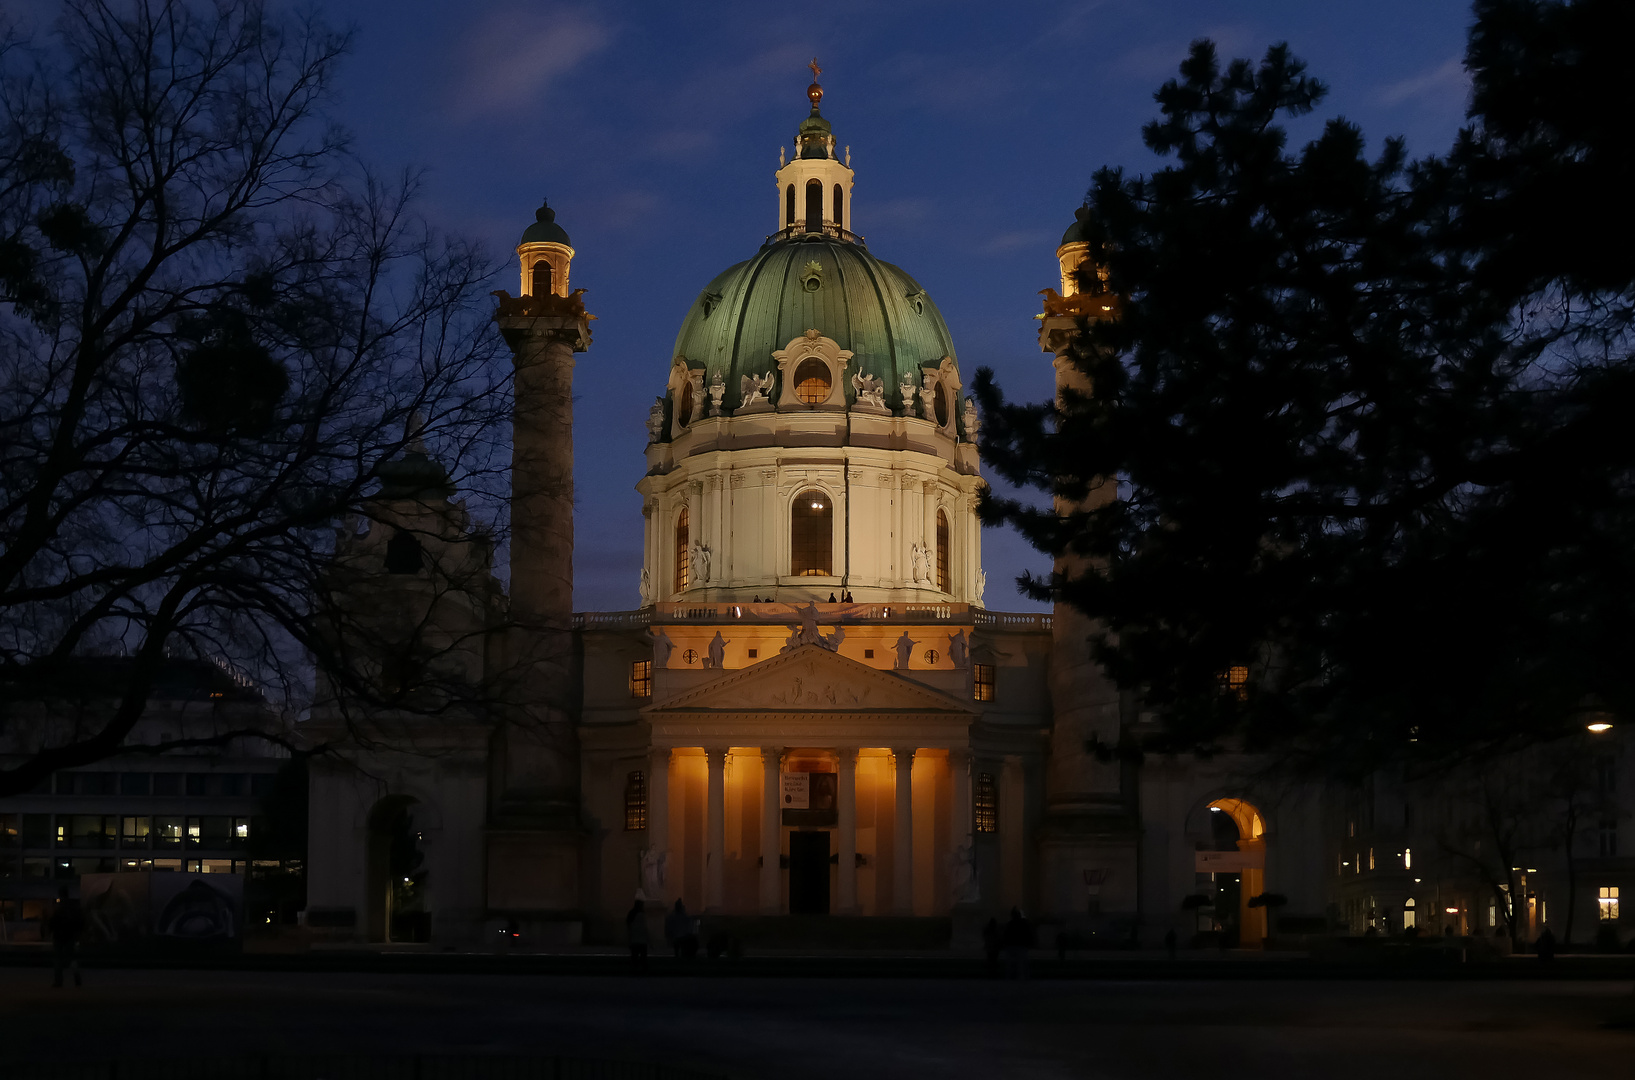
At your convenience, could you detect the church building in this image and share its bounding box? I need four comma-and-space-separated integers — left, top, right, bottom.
302, 74, 1336, 949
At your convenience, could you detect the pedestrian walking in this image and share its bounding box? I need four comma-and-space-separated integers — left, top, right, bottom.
665, 898, 698, 959
49, 886, 84, 989
982, 916, 1002, 977
626, 893, 650, 972
1535, 925, 1556, 962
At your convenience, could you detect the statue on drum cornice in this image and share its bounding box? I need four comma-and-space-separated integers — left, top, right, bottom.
639, 567, 653, 605
688, 540, 711, 585
963, 396, 980, 442
708, 372, 726, 417
740, 370, 774, 410
850, 370, 886, 413
976, 568, 986, 602
646, 397, 665, 442
898, 370, 917, 416
910, 540, 932, 586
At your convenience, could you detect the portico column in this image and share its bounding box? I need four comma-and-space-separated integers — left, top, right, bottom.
836, 748, 859, 914
759, 746, 782, 913
948, 747, 973, 909
893, 746, 916, 915
647, 747, 671, 902
705, 747, 727, 911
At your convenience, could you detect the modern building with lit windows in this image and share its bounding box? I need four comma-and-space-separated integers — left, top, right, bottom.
0, 659, 302, 937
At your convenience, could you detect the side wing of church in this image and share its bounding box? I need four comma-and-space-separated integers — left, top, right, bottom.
301, 75, 1336, 949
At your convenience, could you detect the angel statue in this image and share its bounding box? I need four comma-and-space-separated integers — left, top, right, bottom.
741, 371, 774, 408
850, 371, 886, 411
910, 540, 932, 586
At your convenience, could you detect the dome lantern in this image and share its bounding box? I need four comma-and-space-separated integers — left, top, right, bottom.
775, 60, 855, 239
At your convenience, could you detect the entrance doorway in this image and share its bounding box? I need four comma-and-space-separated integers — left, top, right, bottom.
789, 831, 830, 914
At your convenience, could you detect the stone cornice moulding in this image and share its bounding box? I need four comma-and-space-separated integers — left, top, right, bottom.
642, 642, 977, 716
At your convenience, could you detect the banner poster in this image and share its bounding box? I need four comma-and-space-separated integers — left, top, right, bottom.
782, 772, 810, 810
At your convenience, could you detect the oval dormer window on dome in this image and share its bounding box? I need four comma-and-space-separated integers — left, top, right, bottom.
794, 358, 831, 405
791, 490, 832, 577
678, 380, 694, 428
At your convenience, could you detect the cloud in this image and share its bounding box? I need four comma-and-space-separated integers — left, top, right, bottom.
447, 5, 611, 116
979, 229, 1053, 254
1110, 25, 1257, 82
1378, 55, 1468, 108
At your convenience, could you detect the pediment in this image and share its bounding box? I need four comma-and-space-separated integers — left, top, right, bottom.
645, 644, 977, 715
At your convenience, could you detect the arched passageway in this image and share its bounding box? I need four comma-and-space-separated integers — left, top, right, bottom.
1197, 797, 1268, 949
366, 795, 430, 943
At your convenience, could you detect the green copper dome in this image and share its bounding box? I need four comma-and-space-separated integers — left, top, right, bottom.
519, 199, 571, 247
671, 233, 958, 415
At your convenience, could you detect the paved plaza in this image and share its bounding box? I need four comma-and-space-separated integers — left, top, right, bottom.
0, 966, 1631, 1078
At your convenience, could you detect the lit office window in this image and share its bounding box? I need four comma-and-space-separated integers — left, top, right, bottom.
625, 770, 648, 832
974, 773, 998, 834
1599, 886, 1620, 922
973, 663, 995, 702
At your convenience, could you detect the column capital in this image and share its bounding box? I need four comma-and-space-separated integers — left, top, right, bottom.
948, 746, 972, 766
834, 746, 859, 765
890, 746, 918, 765
704, 746, 729, 764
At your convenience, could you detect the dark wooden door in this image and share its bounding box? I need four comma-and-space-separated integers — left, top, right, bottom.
789, 830, 831, 914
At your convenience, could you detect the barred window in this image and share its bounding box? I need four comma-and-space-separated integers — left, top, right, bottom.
624, 770, 647, 832
973, 663, 994, 702
630, 660, 652, 699
674, 507, 689, 592
974, 772, 998, 833
790, 490, 832, 576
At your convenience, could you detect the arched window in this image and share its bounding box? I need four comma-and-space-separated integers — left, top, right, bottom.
790, 490, 832, 576
677, 380, 694, 428
530, 259, 553, 298
833, 184, 844, 229
384, 528, 423, 574
936, 510, 950, 591
785, 184, 796, 226
805, 179, 823, 232
793, 358, 831, 404
674, 507, 690, 592
933, 383, 949, 427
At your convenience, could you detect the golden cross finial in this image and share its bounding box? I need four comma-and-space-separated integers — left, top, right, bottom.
808, 57, 822, 81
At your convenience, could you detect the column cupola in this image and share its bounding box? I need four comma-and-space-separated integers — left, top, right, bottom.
774, 60, 856, 238
517, 197, 575, 299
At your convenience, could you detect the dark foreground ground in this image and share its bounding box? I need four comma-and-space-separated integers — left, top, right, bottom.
0, 964, 1631, 1079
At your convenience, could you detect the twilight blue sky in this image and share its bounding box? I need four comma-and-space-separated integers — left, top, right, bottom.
326, 0, 1474, 612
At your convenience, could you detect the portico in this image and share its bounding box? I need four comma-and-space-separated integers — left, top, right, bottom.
633, 646, 978, 917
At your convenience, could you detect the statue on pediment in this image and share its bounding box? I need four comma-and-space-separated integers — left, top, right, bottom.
705, 631, 729, 669
650, 629, 675, 668
947, 630, 969, 669
894, 631, 917, 670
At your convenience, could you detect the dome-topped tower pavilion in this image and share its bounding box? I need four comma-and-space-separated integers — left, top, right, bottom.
637, 74, 985, 606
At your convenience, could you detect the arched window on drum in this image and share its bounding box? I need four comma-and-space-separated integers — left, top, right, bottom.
936, 510, 950, 592
530, 259, 553, 298
674, 506, 690, 593
791, 490, 832, 577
